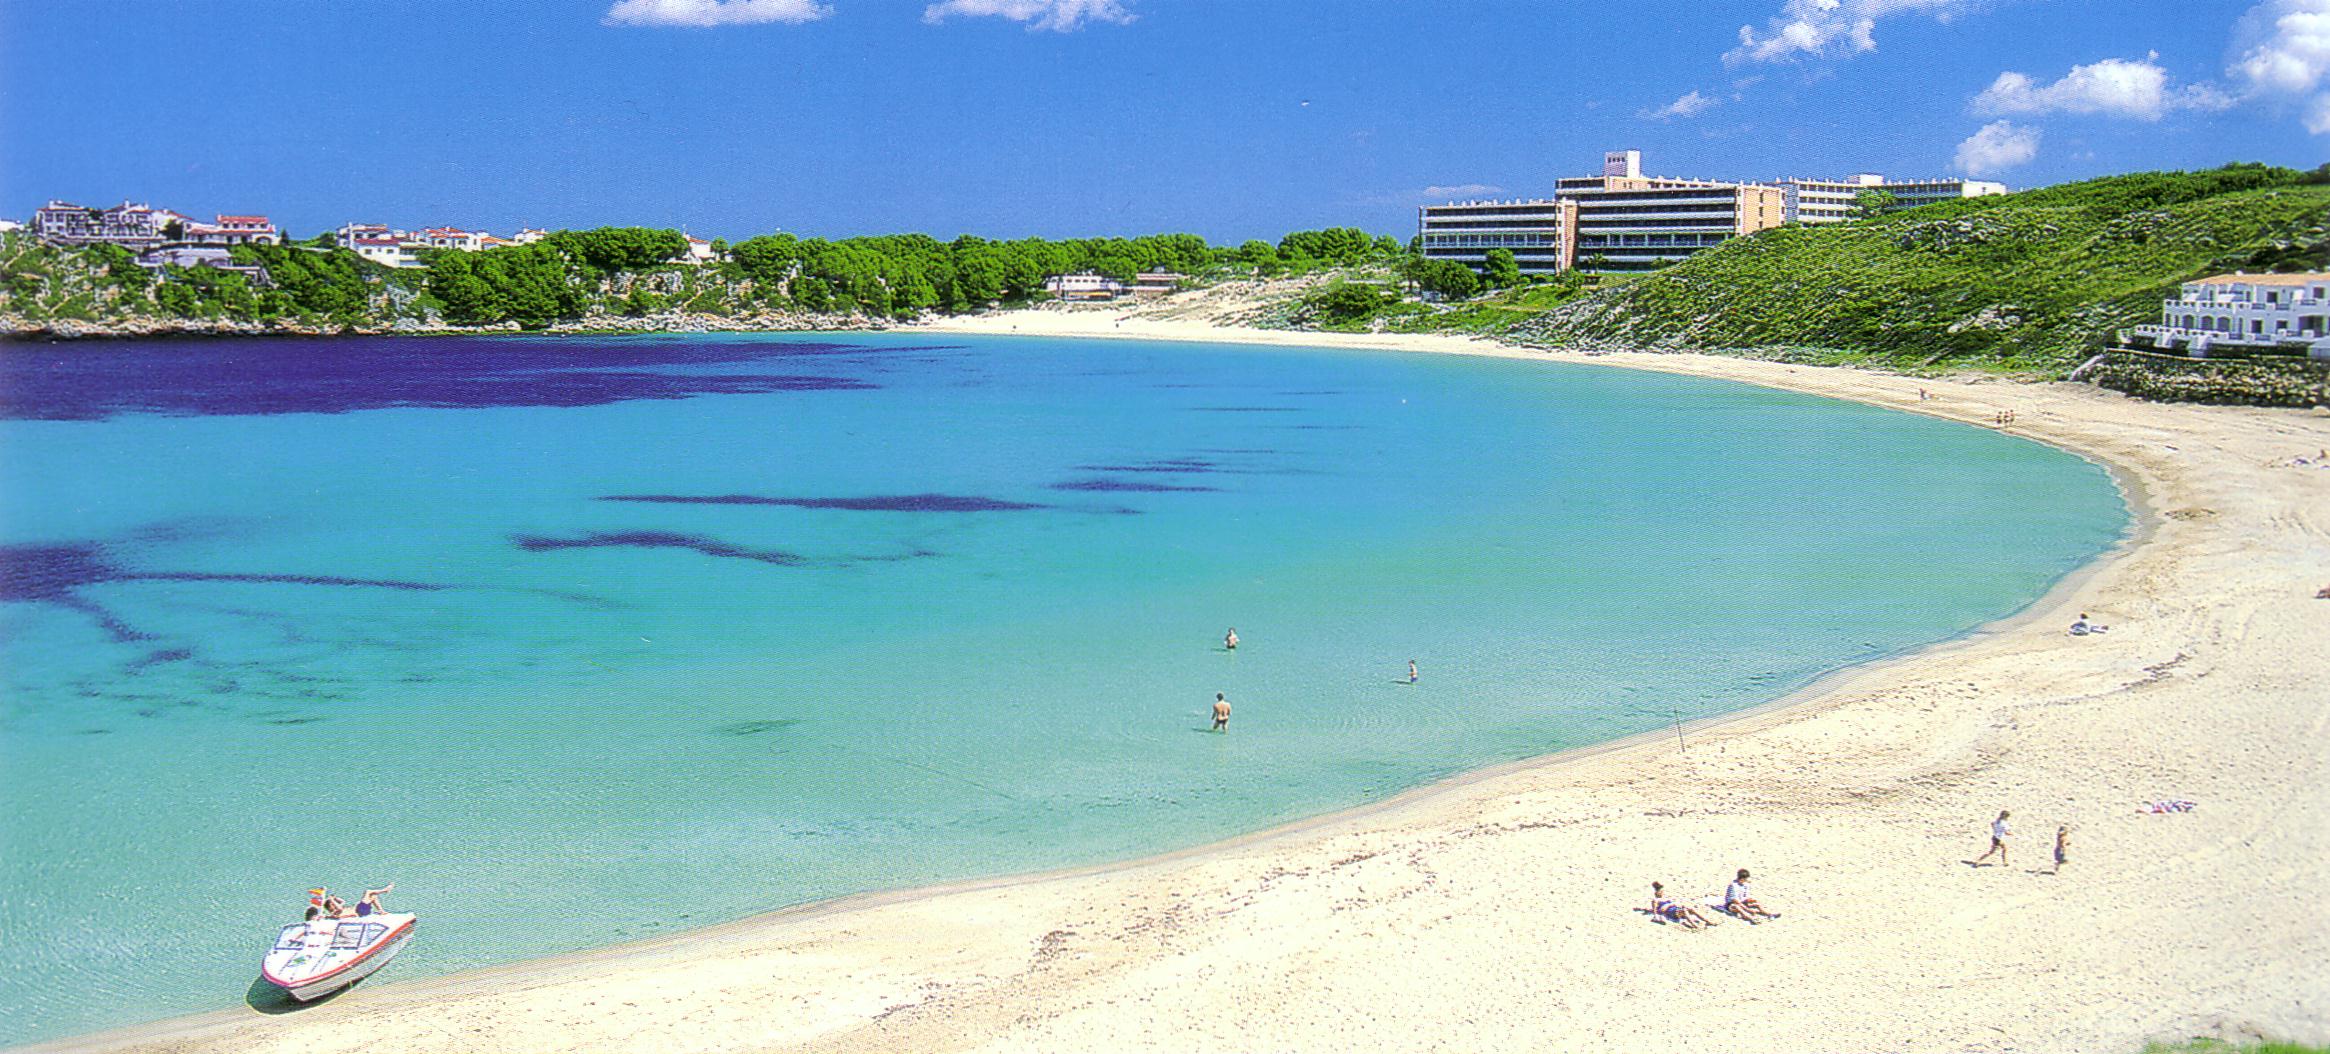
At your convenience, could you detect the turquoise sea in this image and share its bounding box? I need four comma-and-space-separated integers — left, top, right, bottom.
0, 333, 2125, 1045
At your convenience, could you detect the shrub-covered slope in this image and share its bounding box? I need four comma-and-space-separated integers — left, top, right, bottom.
1509, 165, 2330, 373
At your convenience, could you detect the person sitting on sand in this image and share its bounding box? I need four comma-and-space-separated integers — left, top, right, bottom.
1213, 693, 1231, 732
2069, 612, 2109, 636
1725, 869, 1778, 923
1972, 810, 2012, 867
354, 883, 395, 917
1650, 882, 1712, 930
1225, 628, 1239, 651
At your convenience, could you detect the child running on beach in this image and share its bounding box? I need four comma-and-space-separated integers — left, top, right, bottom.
1972, 810, 2012, 867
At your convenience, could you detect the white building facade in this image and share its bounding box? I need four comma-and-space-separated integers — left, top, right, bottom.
1420, 151, 2015, 277
1774, 174, 2007, 224
2124, 272, 2330, 359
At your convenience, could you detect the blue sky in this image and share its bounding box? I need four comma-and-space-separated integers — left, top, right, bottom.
0, 0, 2319, 243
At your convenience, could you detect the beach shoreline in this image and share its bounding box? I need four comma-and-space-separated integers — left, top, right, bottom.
27, 313, 2330, 1054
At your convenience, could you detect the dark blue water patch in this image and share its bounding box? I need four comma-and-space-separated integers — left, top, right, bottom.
1274, 390, 1345, 396
0, 336, 890, 421
512, 531, 806, 566
1270, 424, 1365, 431
712, 719, 801, 736
138, 571, 448, 592
1047, 479, 1221, 493
264, 716, 328, 726
2, 540, 452, 647
123, 647, 194, 672
1188, 406, 1304, 413
600, 494, 1050, 512
1193, 448, 1281, 455
1070, 457, 1219, 474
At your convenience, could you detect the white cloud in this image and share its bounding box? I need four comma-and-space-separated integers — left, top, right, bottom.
921, 0, 1133, 31
1726, 0, 1982, 65
1420, 184, 1504, 199
1972, 56, 2233, 120
604, 0, 830, 26
2229, 0, 2330, 132
2231, 0, 2330, 94
1643, 90, 1722, 120
1953, 120, 2040, 175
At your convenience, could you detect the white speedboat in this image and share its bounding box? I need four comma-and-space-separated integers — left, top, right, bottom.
260, 912, 417, 1001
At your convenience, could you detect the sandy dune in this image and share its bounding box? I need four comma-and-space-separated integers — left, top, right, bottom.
41, 311, 2330, 1054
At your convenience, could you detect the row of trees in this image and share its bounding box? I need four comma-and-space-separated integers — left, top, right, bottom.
12, 219, 1544, 328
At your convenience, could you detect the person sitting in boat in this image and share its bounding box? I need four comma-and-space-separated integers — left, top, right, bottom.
354, 883, 395, 917
305, 887, 328, 922
321, 892, 350, 919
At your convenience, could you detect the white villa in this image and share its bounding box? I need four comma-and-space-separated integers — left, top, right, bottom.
1043, 273, 1125, 299
2124, 272, 2330, 360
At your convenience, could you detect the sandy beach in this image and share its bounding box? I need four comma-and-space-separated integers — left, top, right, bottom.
38, 310, 2330, 1054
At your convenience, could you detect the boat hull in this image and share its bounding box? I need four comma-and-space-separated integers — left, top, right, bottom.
261, 914, 416, 1001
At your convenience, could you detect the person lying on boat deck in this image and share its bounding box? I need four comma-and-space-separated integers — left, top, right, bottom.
354, 883, 395, 917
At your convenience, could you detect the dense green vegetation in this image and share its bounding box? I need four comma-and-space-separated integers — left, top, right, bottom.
1507, 164, 2330, 372
0, 225, 1394, 330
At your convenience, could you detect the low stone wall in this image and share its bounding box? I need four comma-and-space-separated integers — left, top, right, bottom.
2086, 348, 2329, 408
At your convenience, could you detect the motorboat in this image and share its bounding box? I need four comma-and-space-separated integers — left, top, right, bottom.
260, 912, 417, 1001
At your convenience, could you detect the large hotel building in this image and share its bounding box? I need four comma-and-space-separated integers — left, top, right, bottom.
1418, 150, 2007, 275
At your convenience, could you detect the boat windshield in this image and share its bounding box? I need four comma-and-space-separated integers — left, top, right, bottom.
330, 922, 386, 950
272, 924, 309, 951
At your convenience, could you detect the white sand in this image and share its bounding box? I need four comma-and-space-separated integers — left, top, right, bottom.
43, 309, 2330, 1054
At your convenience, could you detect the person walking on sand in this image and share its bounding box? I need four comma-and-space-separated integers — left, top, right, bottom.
1212, 692, 1231, 732
1408, 660, 1419, 684
2052, 825, 2069, 874
1225, 628, 1239, 651
1973, 810, 2012, 867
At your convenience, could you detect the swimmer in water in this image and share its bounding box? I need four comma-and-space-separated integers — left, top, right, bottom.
1408, 660, 1418, 684
1212, 693, 1230, 732
1225, 628, 1239, 651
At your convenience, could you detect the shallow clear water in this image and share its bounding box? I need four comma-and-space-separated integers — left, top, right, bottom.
0, 333, 2124, 1044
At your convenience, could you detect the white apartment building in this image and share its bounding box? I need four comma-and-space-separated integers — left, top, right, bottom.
181, 214, 283, 246
1414, 197, 1578, 275
420, 227, 486, 252
1775, 173, 2007, 225
2124, 272, 2330, 359
1420, 151, 2015, 277
1555, 150, 1786, 271
335, 223, 424, 268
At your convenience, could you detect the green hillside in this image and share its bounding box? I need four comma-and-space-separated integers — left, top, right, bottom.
1507, 165, 2330, 374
